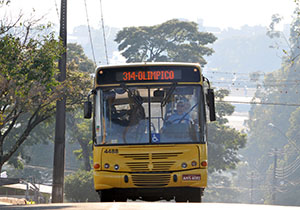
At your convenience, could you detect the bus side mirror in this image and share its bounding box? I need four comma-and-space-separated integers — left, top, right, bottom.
207, 89, 216, 121
84, 101, 92, 119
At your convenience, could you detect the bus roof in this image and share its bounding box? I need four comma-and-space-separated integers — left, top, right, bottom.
95, 62, 202, 72
95, 62, 203, 85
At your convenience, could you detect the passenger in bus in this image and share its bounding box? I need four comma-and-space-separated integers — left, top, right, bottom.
105, 91, 130, 127
122, 90, 146, 143
127, 90, 145, 126
103, 91, 131, 143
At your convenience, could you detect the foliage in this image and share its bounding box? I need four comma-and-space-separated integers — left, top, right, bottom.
67, 111, 92, 171
0, 26, 62, 171
115, 19, 217, 66
202, 89, 247, 202
204, 173, 242, 203
67, 43, 96, 73
267, 6, 300, 63
0, 4, 93, 172
66, 43, 95, 171
243, 8, 300, 205
64, 169, 98, 202
245, 63, 300, 205
208, 89, 247, 173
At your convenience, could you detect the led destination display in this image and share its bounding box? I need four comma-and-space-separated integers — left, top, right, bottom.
116, 70, 181, 81
96, 65, 200, 84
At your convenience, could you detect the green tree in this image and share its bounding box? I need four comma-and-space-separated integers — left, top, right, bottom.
67, 43, 95, 73
0, 32, 61, 172
208, 89, 247, 173
66, 43, 96, 171
0, 3, 92, 172
115, 19, 217, 66
4, 43, 95, 178
67, 109, 93, 171
243, 7, 300, 204
204, 89, 246, 202
64, 169, 98, 202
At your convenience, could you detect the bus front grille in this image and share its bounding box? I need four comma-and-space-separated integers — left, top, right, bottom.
126, 162, 149, 171
152, 161, 175, 171
152, 152, 183, 159
119, 153, 149, 160
131, 174, 170, 186
126, 161, 176, 172
120, 152, 183, 160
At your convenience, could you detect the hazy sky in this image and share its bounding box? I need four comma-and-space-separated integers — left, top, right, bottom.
3, 0, 296, 32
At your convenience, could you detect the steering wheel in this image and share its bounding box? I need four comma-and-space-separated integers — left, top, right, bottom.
170, 118, 191, 124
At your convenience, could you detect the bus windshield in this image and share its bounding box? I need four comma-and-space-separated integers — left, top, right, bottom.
95, 85, 206, 145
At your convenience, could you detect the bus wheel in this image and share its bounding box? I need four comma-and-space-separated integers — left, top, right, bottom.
98, 191, 113, 202
175, 196, 187, 202
114, 196, 127, 202
188, 195, 202, 203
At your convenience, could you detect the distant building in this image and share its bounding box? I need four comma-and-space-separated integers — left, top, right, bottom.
0, 181, 52, 204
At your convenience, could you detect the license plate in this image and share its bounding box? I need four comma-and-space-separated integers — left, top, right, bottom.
182, 174, 201, 181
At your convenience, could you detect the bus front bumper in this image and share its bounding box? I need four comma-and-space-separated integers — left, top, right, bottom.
94, 169, 207, 190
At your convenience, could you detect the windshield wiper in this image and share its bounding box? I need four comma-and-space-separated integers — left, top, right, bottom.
161, 82, 177, 107
178, 102, 198, 123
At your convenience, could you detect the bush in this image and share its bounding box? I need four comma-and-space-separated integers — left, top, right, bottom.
64, 170, 98, 202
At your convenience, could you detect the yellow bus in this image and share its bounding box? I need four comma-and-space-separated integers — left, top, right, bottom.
84, 62, 216, 202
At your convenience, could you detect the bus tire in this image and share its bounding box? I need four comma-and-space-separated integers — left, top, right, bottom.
175, 196, 187, 202
189, 194, 202, 203
98, 190, 113, 202
187, 189, 202, 203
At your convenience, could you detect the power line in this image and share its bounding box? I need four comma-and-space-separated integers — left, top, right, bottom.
83, 0, 97, 65
99, 0, 109, 64
275, 157, 300, 179
218, 100, 300, 107
53, 0, 60, 21
211, 79, 300, 84
204, 70, 266, 76
212, 81, 300, 88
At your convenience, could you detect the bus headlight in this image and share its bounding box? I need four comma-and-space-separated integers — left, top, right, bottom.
191, 161, 197, 166
181, 162, 187, 168
104, 163, 110, 169
114, 164, 120, 170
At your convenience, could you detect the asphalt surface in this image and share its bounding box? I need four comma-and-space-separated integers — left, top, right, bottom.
0, 202, 299, 210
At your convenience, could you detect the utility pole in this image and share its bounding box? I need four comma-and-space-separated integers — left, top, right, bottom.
52, 0, 67, 203
250, 171, 254, 204
272, 148, 278, 205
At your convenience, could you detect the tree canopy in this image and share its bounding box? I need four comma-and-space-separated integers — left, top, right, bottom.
243, 7, 300, 205
67, 43, 95, 73
66, 43, 96, 171
115, 19, 217, 66
208, 89, 246, 173
0, 5, 93, 171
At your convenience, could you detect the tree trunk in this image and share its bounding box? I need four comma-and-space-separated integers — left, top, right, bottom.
78, 139, 91, 171
82, 145, 91, 171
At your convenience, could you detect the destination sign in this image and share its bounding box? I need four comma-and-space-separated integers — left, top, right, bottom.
96, 65, 201, 85
116, 70, 181, 81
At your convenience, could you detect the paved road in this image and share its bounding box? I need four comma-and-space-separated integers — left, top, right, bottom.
1, 202, 299, 210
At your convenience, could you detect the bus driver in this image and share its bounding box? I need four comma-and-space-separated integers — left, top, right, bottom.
166, 100, 191, 124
